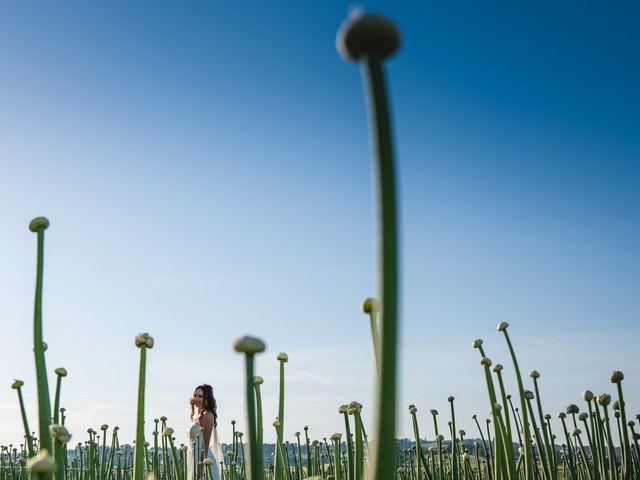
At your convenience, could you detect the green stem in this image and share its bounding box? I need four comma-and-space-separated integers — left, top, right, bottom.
243, 355, 262, 480
362, 51, 399, 480
33, 226, 52, 455
133, 347, 147, 480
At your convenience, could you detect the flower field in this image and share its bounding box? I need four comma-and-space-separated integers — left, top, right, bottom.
2, 10, 638, 480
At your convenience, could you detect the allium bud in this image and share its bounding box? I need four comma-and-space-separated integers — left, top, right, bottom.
203, 458, 213, 466
55, 368, 68, 377
362, 297, 381, 314
480, 357, 492, 367
582, 390, 593, 402
610, 371, 624, 383
233, 336, 266, 354
529, 370, 540, 379
11, 379, 24, 389
497, 322, 509, 331
253, 376, 264, 385
336, 13, 400, 62
29, 217, 50, 232
558, 412, 566, 419
50, 425, 72, 443
566, 404, 579, 415
331, 433, 342, 441
430, 410, 438, 416
578, 413, 588, 421
597, 394, 611, 406
27, 449, 56, 473
571, 428, 581, 437
493, 364, 503, 373
277, 352, 289, 362
472, 339, 483, 348
163, 428, 174, 437
338, 405, 348, 414
409, 407, 417, 414
135, 333, 154, 349
524, 390, 534, 400
448, 396, 455, 403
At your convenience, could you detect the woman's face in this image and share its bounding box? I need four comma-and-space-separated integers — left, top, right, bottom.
193, 388, 204, 409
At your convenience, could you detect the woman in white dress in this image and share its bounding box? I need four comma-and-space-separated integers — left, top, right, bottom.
187, 384, 223, 480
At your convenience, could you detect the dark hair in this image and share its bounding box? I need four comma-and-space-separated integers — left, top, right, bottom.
190, 384, 218, 427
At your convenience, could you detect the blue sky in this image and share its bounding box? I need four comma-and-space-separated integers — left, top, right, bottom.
1, 1, 639, 447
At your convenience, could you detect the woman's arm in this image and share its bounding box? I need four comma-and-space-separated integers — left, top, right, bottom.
200, 411, 214, 452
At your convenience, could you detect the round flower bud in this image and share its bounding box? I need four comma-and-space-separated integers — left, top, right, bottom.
497, 322, 509, 331
597, 394, 611, 406
339, 405, 348, 414
362, 297, 381, 314
582, 390, 593, 402
203, 458, 213, 466
273, 419, 281, 428
160, 416, 167, 422
50, 425, 72, 443
231, 420, 236, 425
628, 421, 635, 427
459, 429, 466, 436
27, 449, 56, 473
614, 411, 621, 418
613, 400, 621, 411
55, 368, 68, 377
480, 357, 492, 367
253, 376, 264, 385
610, 371, 624, 383
163, 428, 174, 437
524, 391, 534, 400
436, 434, 444, 441
544, 414, 551, 420
409, 407, 417, 414
101, 424, 108, 431
566, 404, 579, 415
233, 336, 266, 354
408, 404, 415, 410
430, 409, 438, 416
277, 352, 289, 362
29, 217, 50, 232
558, 412, 566, 419
529, 370, 540, 379
295, 432, 300, 437
493, 364, 503, 373
578, 413, 588, 421
336, 12, 400, 62
227, 451, 235, 460
494, 404, 502, 413
331, 432, 342, 441
448, 396, 455, 403
135, 333, 154, 349
571, 428, 581, 437
472, 339, 483, 348
237, 432, 244, 438
11, 379, 24, 389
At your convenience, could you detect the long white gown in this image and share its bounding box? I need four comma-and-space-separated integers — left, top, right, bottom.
186, 421, 222, 480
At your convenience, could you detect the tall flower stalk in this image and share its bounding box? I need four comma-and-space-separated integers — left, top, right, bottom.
233, 335, 266, 480
133, 332, 154, 480
337, 12, 401, 480
30, 216, 53, 456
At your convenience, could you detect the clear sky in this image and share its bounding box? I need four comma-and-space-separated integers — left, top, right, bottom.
1, 1, 639, 448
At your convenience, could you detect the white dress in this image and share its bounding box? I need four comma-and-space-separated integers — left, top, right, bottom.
187, 420, 222, 480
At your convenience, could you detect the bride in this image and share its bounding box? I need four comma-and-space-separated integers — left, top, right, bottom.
187, 384, 223, 480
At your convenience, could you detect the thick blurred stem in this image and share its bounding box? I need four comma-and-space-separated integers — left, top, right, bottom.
361, 52, 399, 480
34, 228, 52, 455
243, 354, 262, 480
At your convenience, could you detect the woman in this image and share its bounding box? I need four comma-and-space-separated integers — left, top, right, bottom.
187, 384, 223, 480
